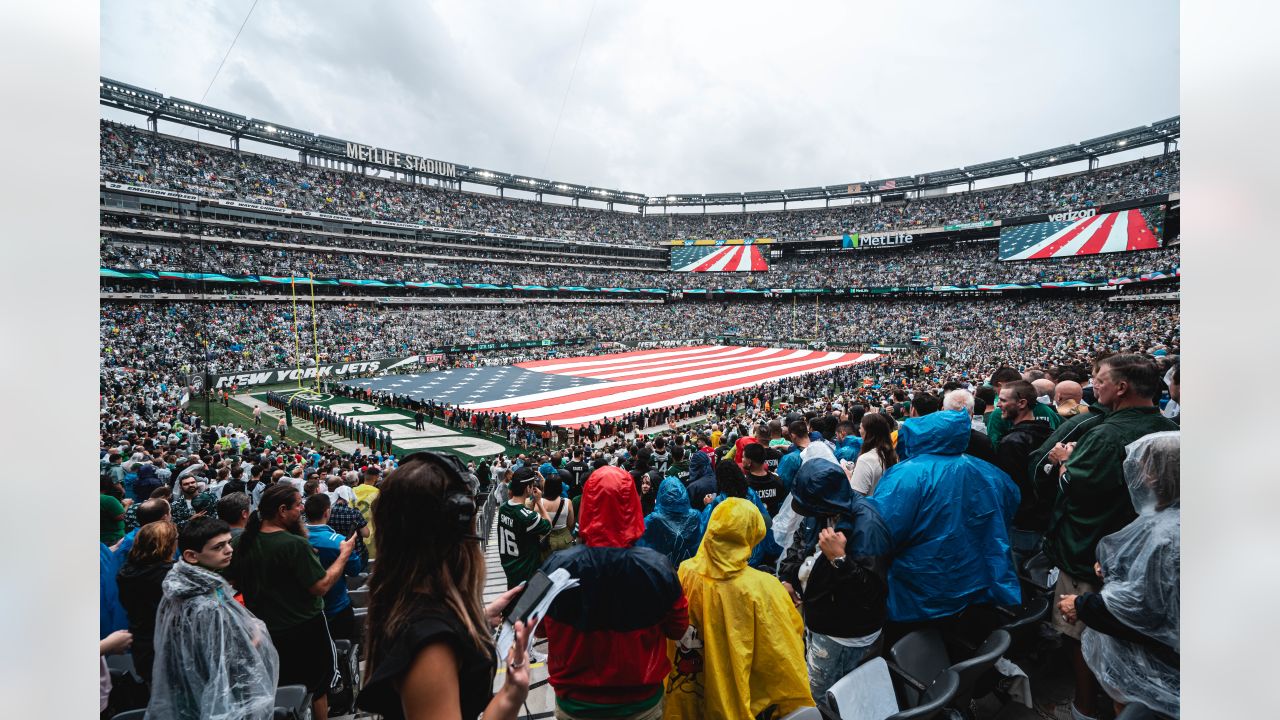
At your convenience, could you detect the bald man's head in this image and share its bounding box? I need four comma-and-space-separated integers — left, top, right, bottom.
1055, 380, 1084, 405
1032, 378, 1056, 402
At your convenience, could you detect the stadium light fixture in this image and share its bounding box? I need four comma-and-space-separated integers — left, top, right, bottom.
666, 195, 676, 201
1118, 140, 1127, 146
1050, 156, 1057, 161
265, 125, 277, 133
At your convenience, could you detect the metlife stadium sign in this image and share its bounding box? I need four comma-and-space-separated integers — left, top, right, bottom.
344, 142, 457, 178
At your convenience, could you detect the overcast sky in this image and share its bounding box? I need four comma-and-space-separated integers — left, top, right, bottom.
100, 0, 1179, 196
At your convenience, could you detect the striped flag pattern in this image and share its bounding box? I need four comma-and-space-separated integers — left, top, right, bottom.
998, 208, 1162, 261
465, 345, 879, 427
670, 245, 770, 272
347, 346, 879, 428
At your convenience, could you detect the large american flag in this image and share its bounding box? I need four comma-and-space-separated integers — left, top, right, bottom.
347, 345, 879, 428
998, 208, 1162, 261
670, 245, 769, 272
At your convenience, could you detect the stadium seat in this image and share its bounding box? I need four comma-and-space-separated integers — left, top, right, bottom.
273, 684, 310, 720
353, 607, 368, 641
946, 629, 1010, 709
328, 638, 362, 715
996, 593, 1050, 654
825, 656, 900, 720
1115, 703, 1158, 720
1019, 552, 1056, 595
105, 653, 148, 712
884, 669, 959, 720
349, 587, 370, 608
888, 630, 951, 708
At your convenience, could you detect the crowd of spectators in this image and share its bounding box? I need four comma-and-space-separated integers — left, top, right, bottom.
100, 232, 1179, 290
102, 120, 1179, 245
100, 298, 1178, 378
98, 118, 1181, 720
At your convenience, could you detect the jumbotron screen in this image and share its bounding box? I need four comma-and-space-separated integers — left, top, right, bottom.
998, 205, 1165, 261
670, 244, 770, 272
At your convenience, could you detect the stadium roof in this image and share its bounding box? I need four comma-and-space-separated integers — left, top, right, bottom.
101, 77, 1178, 210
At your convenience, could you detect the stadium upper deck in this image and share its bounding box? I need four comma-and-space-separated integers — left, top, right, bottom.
101, 120, 1178, 248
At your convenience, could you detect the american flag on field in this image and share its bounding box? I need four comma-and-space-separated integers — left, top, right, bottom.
669, 245, 769, 272
998, 207, 1163, 261
347, 346, 879, 428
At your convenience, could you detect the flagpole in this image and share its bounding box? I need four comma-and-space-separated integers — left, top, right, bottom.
309, 273, 321, 393
291, 276, 303, 390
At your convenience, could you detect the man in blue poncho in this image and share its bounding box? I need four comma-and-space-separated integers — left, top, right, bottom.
868, 409, 1022, 643
638, 477, 703, 569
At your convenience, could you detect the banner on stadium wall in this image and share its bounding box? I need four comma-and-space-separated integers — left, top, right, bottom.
299, 210, 361, 223
102, 182, 201, 202
102, 266, 1177, 295
211, 198, 289, 215
369, 219, 422, 230
666, 238, 777, 246
207, 355, 422, 390
998, 205, 1165, 261
943, 220, 999, 231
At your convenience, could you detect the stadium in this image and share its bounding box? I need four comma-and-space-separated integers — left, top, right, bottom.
96, 14, 1181, 720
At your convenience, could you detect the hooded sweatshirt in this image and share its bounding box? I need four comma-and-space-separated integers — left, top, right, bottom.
665, 499, 812, 720
779, 459, 891, 639
149, 561, 279, 720
868, 410, 1022, 622
542, 466, 690, 713
684, 451, 716, 511
116, 559, 175, 682
638, 478, 703, 569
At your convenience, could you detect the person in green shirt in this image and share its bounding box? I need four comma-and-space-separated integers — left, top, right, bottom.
985, 366, 1062, 447
1042, 354, 1178, 720
100, 490, 127, 545
496, 468, 550, 591
229, 483, 355, 720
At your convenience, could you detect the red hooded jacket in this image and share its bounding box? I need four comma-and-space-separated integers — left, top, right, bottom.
542, 466, 689, 706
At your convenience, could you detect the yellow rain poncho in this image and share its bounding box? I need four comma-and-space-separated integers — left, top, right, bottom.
664, 498, 811, 719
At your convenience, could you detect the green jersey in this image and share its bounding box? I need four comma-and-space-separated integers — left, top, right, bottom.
497, 500, 550, 588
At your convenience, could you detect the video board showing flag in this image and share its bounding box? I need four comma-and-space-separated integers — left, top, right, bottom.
343, 345, 879, 428
999, 206, 1165, 261
670, 244, 770, 272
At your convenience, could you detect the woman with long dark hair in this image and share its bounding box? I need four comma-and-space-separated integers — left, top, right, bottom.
357, 452, 531, 720
850, 412, 898, 496
116, 520, 178, 684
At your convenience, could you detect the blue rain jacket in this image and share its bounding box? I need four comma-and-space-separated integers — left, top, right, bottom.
834, 436, 863, 463
638, 477, 703, 569
868, 410, 1022, 622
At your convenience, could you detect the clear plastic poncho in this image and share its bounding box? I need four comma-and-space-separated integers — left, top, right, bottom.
147, 561, 280, 720
1082, 431, 1179, 718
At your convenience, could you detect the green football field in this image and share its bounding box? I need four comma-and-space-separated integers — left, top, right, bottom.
194, 383, 519, 461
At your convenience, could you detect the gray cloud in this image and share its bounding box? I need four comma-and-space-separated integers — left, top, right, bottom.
100, 0, 1178, 195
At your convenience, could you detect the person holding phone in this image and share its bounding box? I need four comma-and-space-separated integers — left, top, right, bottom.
358, 452, 533, 720
499, 467, 552, 590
